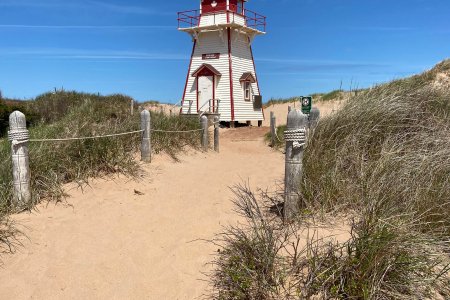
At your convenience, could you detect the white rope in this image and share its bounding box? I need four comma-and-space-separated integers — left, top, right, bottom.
29, 129, 144, 142
150, 128, 203, 133
284, 128, 307, 149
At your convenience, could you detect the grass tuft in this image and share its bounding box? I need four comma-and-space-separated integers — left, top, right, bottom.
0, 91, 201, 258
212, 59, 450, 299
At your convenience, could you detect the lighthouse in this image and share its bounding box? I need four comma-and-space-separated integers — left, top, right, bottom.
178, 0, 266, 126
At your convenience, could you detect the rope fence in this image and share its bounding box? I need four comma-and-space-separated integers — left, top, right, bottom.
29, 130, 144, 143
6, 109, 220, 207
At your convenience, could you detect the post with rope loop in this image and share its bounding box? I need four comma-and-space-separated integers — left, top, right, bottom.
8, 111, 31, 208
214, 116, 220, 152
284, 109, 308, 221
270, 111, 276, 147
141, 110, 151, 163
201, 115, 208, 151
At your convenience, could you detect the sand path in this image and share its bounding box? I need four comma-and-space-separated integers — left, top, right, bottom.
0, 127, 284, 300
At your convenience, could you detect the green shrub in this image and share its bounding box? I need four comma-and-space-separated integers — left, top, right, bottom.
321, 89, 342, 101
264, 125, 286, 149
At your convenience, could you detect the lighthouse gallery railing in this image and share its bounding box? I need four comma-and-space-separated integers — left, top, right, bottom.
177, 9, 266, 32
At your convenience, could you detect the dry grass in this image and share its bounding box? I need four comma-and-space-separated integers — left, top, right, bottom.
211, 60, 450, 299
0, 91, 201, 258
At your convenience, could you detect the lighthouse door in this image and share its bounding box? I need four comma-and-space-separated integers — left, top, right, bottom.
198, 76, 213, 112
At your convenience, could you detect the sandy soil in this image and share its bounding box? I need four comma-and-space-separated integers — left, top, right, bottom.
0, 127, 285, 300
0, 102, 347, 299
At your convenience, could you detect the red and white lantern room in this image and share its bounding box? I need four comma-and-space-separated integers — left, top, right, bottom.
178, 0, 266, 126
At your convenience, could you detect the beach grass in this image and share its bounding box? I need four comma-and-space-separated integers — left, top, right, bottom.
212, 60, 450, 299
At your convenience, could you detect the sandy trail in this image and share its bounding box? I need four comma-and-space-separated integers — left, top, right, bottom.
0, 127, 284, 300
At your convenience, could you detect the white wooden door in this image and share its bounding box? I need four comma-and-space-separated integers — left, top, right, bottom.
198, 76, 213, 112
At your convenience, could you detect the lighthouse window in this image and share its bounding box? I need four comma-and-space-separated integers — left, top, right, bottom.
244, 81, 251, 101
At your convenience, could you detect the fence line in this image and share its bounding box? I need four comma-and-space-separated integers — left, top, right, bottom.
29, 130, 144, 142
7, 109, 220, 207
150, 128, 203, 133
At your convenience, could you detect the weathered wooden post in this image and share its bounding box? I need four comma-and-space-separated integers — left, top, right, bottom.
270, 111, 276, 147
201, 115, 208, 151
309, 107, 320, 130
140, 110, 151, 163
214, 116, 220, 152
284, 109, 308, 220
8, 111, 31, 207
130, 99, 134, 116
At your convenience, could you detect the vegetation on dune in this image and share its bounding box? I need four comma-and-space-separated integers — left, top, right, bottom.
212, 60, 450, 299
0, 90, 201, 254
264, 89, 350, 108
265, 96, 300, 108
264, 124, 286, 149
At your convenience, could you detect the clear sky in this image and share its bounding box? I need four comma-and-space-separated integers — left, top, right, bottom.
0, 0, 449, 103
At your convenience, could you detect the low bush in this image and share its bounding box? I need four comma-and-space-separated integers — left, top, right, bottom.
264, 125, 286, 149
321, 89, 342, 101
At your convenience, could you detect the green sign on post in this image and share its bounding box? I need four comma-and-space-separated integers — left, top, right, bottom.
301, 96, 312, 114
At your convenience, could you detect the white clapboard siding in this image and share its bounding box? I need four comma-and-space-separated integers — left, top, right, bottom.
231, 30, 263, 121
228, 13, 246, 26
181, 30, 232, 120
199, 13, 227, 27
180, 12, 264, 122
199, 13, 245, 27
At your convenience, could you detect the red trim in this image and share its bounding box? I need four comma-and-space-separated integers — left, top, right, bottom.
177, 8, 266, 32
249, 39, 264, 120
181, 40, 197, 114
196, 77, 199, 111
212, 76, 216, 112
227, 28, 235, 121
191, 63, 221, 77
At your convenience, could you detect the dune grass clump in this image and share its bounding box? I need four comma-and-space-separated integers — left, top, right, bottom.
264, 124, 286, 149
211, 185, 450, 299
212, 60, 450, 299
0, 91, 201, 214
302, 60, 450, 230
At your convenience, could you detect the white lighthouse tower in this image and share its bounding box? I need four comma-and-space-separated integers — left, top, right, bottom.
178, 0, 266, 126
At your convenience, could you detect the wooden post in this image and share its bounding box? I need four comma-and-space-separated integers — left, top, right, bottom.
140, 110, 151, 163
201, 115, 208, 151
309, 107, 320, 129
284, 109, 308, 221
8, 111, 31, 207
130, 99, 134, 116
214, 116, 220, 152
270, 111, 276, 147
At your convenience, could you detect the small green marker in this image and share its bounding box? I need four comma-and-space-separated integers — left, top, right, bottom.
301, 96, 312, 114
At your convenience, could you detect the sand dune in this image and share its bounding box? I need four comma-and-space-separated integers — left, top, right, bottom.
0, 101, 345, 299
0, 127, 284, 299
142, 99, 344, 127
262, 99, 345, 127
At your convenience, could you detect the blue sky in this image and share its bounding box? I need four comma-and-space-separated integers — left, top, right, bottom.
0, 0, 449, 103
